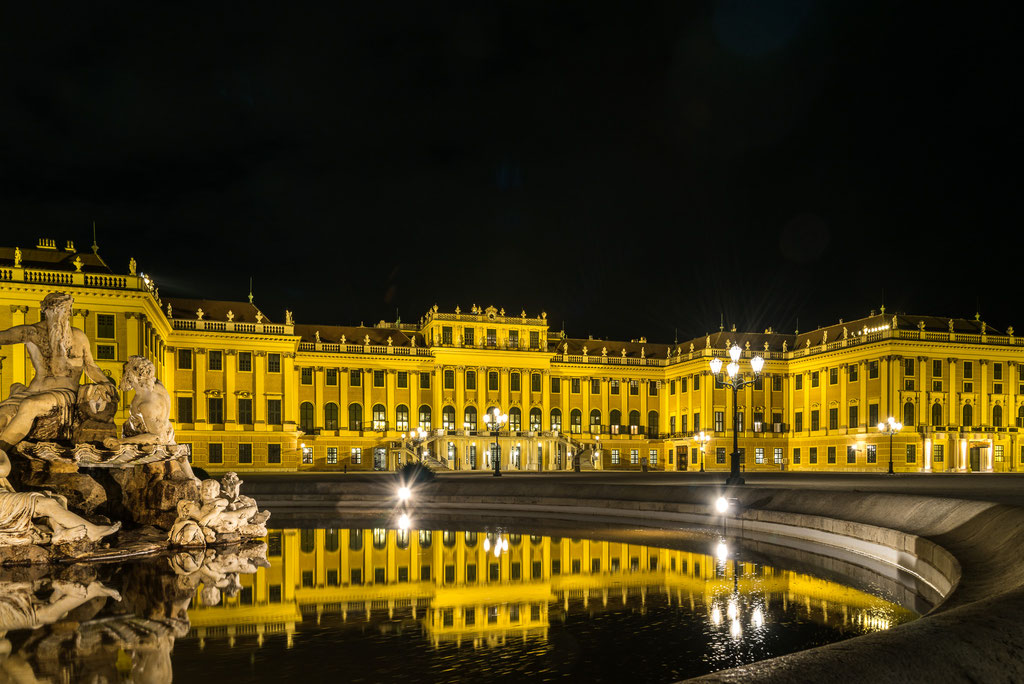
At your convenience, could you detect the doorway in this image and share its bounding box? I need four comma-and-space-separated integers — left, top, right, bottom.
969, 447, 981, 472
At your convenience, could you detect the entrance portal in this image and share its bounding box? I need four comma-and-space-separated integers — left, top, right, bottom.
969, 447, 981, 472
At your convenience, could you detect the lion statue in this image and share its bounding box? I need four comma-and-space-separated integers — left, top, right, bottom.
103, 356, 174, 448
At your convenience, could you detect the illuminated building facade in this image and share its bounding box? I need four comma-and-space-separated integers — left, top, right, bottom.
2, 238, 1023, 473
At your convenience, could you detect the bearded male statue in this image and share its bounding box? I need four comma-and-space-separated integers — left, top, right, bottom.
0, 292, 117, 469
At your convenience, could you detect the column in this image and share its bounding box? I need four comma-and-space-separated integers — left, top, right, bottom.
431, 368, 441, 429
500, 367, 510, 411
410, 367, 421, 428
313, 366, 324, 429
283, 353, 297, 427
254, 352, 267, 425
979, 361, 989, 427
840, 365, 848, 428
362, 368, 373, 431
9, 306, 28, 386
924, 437, 932, 472
195, 349, 207, 424
163, 346, 176, 416
948, 358, 958, 430
386, 369, 397, 434
859, 362, 867, 428
542, 371, 551, 430
124, 312, 142, 358
880, 356, 890, 421
455, 366, 465, 431
225, 350, 237, 428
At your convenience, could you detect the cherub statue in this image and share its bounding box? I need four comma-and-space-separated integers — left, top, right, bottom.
168, 474, 269, 547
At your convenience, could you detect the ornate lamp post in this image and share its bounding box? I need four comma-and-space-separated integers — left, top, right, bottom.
709, 345, 764, 486
483, 408, 508, 477
694, 430, 711, 472
878, 416, 903, 475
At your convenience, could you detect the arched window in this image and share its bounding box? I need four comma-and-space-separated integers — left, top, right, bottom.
299, 402, 315, 432
629, 410, 641, 435
442, 405, 456, 431
570, 409, 582, 434
590, 409, 601, 433
324, 402, 339, 430
372, 403, 387, 430
610, 409, 621, 434
349, 529, 363, 551
348, 403, 363, 430
993, 404, 1003, 427
464, 406, 477, 431
300, 529, 315, 553
419, 405, 431, 430
396, 529, 410, 549
1018, 405, 1024, 428
373, 528, 387, 549
325, 529, 339, 552
962, 403, 973, 428
509, 407, 521, 431
932, 403, 943, 426
464, 531, 478, 547
418, 530, 432, 548
648, 410, 659, 436
443, 530, 457, 547
551, 409, 562, 432
396, 405, 409, 432
529, 407, 542, 431
903, 402, 914, 427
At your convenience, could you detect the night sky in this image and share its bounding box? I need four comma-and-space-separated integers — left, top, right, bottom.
1, 2, 1020, 343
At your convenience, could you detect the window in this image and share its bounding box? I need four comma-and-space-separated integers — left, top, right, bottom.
963, 361, 973, 379
630, 449, 639, 465
867, 444, 877, 463
611, 449, 620, 465
680, 377, 688, 393
933, 359, 942, 378
464, 327, 475, 345
795, 374, 803, 390
649, 381, 658, 396
349, 403, 363, 430
811, 371, 819, 388
647, 410, 658, 435
96, 344, 116, 360
628, 410, 641, 434
994, 405, 1003, 427
716, 447, 726, 464
351, 447, 361, 464
177, 349, 192, 370
300, 367, 313, 385
933, 444, 944, 463
238, 398, 253, 425
350, 370, 362, 386
489, 372, 499, 391
443, 406, 457, 431
397, 371, 408, 388
693, 374, 700, 390
468, 444, 477, 468
442, 326, 453, 344
868, 361, 879, 379
208, 398, 224, 424
904, 402, 915, 427
650, 449, 658, 466
714, 411, 725, 432
239, 443, 253, 464
679, 414, 687, 434
550, 409, 562, 432
529, 408, 541, 431
629, 381, 639, 396
299, 402, 314, 432
177, 396, 193, 423
395, 405, 409, 432
420, 372, 430, 389
809, 447, 817, 464
774, 447, 783, 464
827, 446, 836, 464
209, 443, 223, 464
530, 331, 540, 348
267, 399, 282, 425
829, 367, 838, 385
609, 409, 621, 433
793, 448, 801, 464
531, 373, 541, 392
906, 444, 917, 463
444, 369, 455, 390
509, 407, 521, 431
570, 409, 582, 434
300, 446, 312, 464
829, 407, 838, 430
373, 370, 385, 388
320, 402, 337, 430
693, 413, 700, 432
610, 379, 619, 395
810, 409, 819, 431
905, 358, 915, 376
849, 364, 858, 382
268, 443, 281, 464
571, 378, 581, 394
964, 381, 973, 392
208, 350, 223, 371
97, 313, 115, 338
551, 377, 560, 393
995, 445, 1004, 462
755, 447, 764, 464
486, 328, 497, 346
869, 404, 879, 427
238, 352, 252, 372
847, 445, 856, 464
509, 330, 519, 348
849, 405, 859, 428
511, 372, 520, 392
324, 368, 337, 385
963, 404, 973, 427
268, 353, 281, 373
933, 403, 944, 426
772, 375, 783, 391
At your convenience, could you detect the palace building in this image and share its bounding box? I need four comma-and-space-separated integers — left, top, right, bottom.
2, 237, 1023, 474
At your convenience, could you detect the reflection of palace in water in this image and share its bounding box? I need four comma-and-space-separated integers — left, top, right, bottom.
185, 529, 916, 649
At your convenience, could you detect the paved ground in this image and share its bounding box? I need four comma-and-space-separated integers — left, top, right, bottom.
237, 470, 1024, 507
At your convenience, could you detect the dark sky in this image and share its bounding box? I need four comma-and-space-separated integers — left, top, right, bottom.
1, 2, 1020, 342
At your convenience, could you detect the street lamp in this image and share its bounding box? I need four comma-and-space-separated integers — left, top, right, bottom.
483, 407, 508, 477
878, 416, 903, 475
709, 345, 764, 486
694, 430, 711, 472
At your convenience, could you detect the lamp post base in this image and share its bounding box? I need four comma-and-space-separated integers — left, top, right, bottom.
725, 475, 745, 486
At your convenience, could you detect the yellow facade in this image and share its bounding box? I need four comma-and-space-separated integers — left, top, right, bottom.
185, 527, 914, 649
3, 238, 1024, 473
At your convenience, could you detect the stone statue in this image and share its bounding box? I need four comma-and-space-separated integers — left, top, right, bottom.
0, 477, 121, 546
73, 256, 83, 272
13, 247, 21, 268
285, 310, 294, 325
341, 334, 347, 344
169, 472, 269, 547
315, 330, 321, 343
255, 310, 264, 324
892, 315, 898, 329
689, 343, 694, 353
822, 330, 828, 344
706, 334, 711, 348
843, 326, 849, 339
0, 292, 117, 461
195, 308, 204, 320
782, 340, 788, 352
0, 578, 121, 633
949, 319, 955, 332
103, 356, 175, 449
166, 302, 173, 318
129, 257, 137, 276
226, 310, 234, 322
363, 334, 370, 345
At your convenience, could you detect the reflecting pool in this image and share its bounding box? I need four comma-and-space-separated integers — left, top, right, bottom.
171, 527, 918, 682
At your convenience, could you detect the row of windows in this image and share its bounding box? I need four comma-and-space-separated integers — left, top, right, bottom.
437, 326, 542, 349
178, 349, 279, 373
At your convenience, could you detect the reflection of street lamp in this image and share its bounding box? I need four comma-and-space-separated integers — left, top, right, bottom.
709, 346, 764, 486
483, 408, 508, 477
694, 430, 711, 472
878, 416, 903, 475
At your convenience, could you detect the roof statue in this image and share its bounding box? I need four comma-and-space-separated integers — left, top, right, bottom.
363, 334, 370, 345
73, 256, 83, 272
13, 247, 21, 267
582, 345, 588, 355
409, 335, 415, 348
454, 305, 460, 314
640, 347, 645, 359
196, 308, 204, 320
892, 315, 898, 329
285, 310, 294, 325
949, 319, 955, 332
340, 334, 346, 344
255, 311, 263, 324
387, 337, 393, 346
225, 310, 234, 322
602, 346, 608, 357
1009, 326, 1015, 337
314, 330, 321, 343
621, 348, 627, 357
690, 343, 695, 353
843, 326, 848, 339
822, 330, 828, 344
782, 340, 788, 352
764, 341, 770, 351
918, 320, 926, 331
128, 257, 137, 276
166, 302, 173, 318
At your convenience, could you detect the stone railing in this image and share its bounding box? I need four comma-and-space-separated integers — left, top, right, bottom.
428, 311, 547, 326
171, 319, 292, 336
0, 267, 138, 291
296, 341, 433, 356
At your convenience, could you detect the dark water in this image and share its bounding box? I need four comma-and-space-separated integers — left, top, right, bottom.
169, 527, 917, 683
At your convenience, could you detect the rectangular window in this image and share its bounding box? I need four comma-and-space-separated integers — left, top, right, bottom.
963, 382, 973, 392
793, 448, 801, 464
571, 378, 581, 394
693, 413, 700, 432
302, 446, 313, 464
489, 371, 500, 391
868, 360, 879, 379
679, 415, 687, 434
849, 405, 859, 429
591, 378, 601, 394
177, 349, 192, 370
509, 330, 519, 348
933, 380, 943, 392
530, 373, 541, 392
649, 381, 658, 396
869, 404, 879, 427
963, 361, 973, 379
466, 371, 477, 390
827, 446, 836, 464
443, 369, 455, 390
268, 353, 281, 373
442, 326, 453, 344
849, 364, 859, 382
464, 327, 475, 346
326, 368, 338, 385
795, 374, 803, 390
208, 350, 223, 371
510, 373, 520, 392
209, 443, 223, 464
867, 444, 877, 463
995, 445, 1004, 462
847, 445, 856, 464
809, 447, 818, 464
96, 344, 116, 360
811, 371, 819, 388
795, 412, 803, 432
630, 449, 639, 464
933, 444, 943, 462
177, 396, 193, 423
693, 374, 700, 391
238, 352, 252, 372
774, 447, 783, 464
772, 375, 782, 392
239, 443, 253, 464
96, 313, 116, 338
810, 410, 819, 431
714, 411, 724, 432
829, 408, 838, 430
486, 328, 497, 346
829, 367, 838, 385
755, 447, 764, 464
629, 381, 639, 396
680, 377, 688, 393
716, 447, 726, 464
994, 363, 1003, 380
327, 447, 338, 464
420, 372, 430, 389
351, 370, 362, 386
649, 449, 658, 466
933, 359, 943, 378
551, 377, 560, 393
208, 398, 224, 424
238, 398, 253, 424
351, 447, 361, 464
530, 331, 540, 349
907, 444, 917, 463
268, 443, 282, 464
267, 399, 282, 425
374, 370, 385, 387
397, 371, 408, 388
610, 379, 619, 395
611, 449, 620, 465
670, 379, 676, 395
300, 368, 313, 385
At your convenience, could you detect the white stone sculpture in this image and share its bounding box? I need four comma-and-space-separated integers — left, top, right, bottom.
169, 472, 269, 547
104, 356, 174, 449
0, 292, 117, 459
0, 479, 120, 546
0, 578, 121, 632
